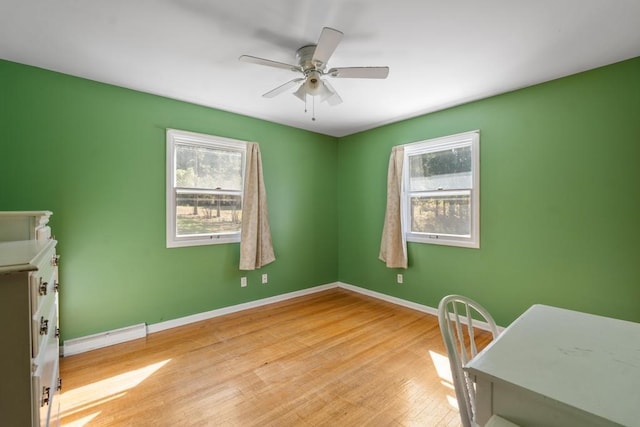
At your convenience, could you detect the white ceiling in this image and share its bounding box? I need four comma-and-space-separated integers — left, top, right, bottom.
2, 0, 640, 137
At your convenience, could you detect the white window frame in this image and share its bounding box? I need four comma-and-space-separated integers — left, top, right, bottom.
402, 130, 480, 248
166, 129, 246, 248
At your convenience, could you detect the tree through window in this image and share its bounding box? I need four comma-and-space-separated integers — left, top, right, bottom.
403, 131, 480, 248
166, 129, 246, 248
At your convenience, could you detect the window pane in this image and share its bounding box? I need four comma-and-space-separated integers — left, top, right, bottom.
411, 193, 471, 236
176, 193, 242, 236
409, 145, 472, 191
175, 145, 243, 190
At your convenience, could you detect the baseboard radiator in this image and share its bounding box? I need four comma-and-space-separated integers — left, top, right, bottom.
63, 323, 147, 356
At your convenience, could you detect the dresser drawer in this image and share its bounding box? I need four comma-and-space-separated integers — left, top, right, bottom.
30, 264, 58, 319
32, 358, 59, 427
32, 297, 59, 427
28, 244, 57, 314
31, 292, 58, 359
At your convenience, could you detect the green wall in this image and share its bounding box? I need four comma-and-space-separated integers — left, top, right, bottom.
2, 57, 638, 340
338, 57, 640, 325
0, 60, 339, 340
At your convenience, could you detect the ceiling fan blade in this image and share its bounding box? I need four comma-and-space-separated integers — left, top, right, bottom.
239, 55, 301, 72
326, 93, 343, 106
293, 83, 307, 102
262, 78, 304, 98
327, 66, 390, 79
322, 80, 343, 106
312, 27, 344, 65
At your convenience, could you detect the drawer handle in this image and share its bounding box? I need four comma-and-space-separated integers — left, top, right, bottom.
57, 377, 63, 391
41, 386, 50, 407
55, 327, 60, 339
54, 279, 60, 293
39, 278, 48, 296
39, 317, 49, 336
52, 255, 60, 267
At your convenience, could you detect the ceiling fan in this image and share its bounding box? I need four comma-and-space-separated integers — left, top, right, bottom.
239, 27, 389, 107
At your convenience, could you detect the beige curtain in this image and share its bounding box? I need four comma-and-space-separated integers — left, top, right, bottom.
239, 142, 275, 270
379, 146, 407, 269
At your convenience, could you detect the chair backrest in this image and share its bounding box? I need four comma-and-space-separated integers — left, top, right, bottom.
438, 295, 499, 427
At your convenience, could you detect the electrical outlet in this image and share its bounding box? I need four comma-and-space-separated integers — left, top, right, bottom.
241, 277, 247, 287
397, 274, 403, 284
262, 274, 268, 284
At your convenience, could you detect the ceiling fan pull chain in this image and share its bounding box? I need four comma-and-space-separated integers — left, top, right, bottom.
312, 96, 316, 121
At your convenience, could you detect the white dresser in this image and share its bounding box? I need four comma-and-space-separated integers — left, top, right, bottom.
0, 211, 61, 427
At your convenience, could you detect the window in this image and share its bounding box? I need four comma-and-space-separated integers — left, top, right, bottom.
403, 130, 479, 248
166, 129, 246, 248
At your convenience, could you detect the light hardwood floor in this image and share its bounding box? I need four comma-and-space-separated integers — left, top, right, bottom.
59, 288, 491, 426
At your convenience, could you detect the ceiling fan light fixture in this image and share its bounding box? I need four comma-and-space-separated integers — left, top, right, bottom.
317, 81, 334, 102
304, 71, 323, 95
293, 72, 332, 102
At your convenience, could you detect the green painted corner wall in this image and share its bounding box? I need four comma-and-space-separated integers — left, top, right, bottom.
338, 57, 640, 325
2, 56, 639, 339
0, 60, 339, 340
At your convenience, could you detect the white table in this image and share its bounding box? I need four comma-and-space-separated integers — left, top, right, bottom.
465, 304, 640, 427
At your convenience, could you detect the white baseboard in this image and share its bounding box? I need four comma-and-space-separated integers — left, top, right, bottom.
63, 281, 494, 356
339, 282, 501, 333
146, 282, 338, 334
338, 282, 439, 316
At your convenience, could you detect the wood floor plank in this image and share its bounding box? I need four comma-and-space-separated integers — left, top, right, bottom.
59, 288, 492, 426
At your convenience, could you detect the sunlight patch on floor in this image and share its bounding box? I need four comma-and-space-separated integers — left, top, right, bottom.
60, 359, 171, 420
61, 411, 100, 427
429, 350, 459, 410
429, 350, 453, 383
447, 394, 460, 409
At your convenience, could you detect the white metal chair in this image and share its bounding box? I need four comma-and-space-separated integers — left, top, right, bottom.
438, 295, 500, 427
